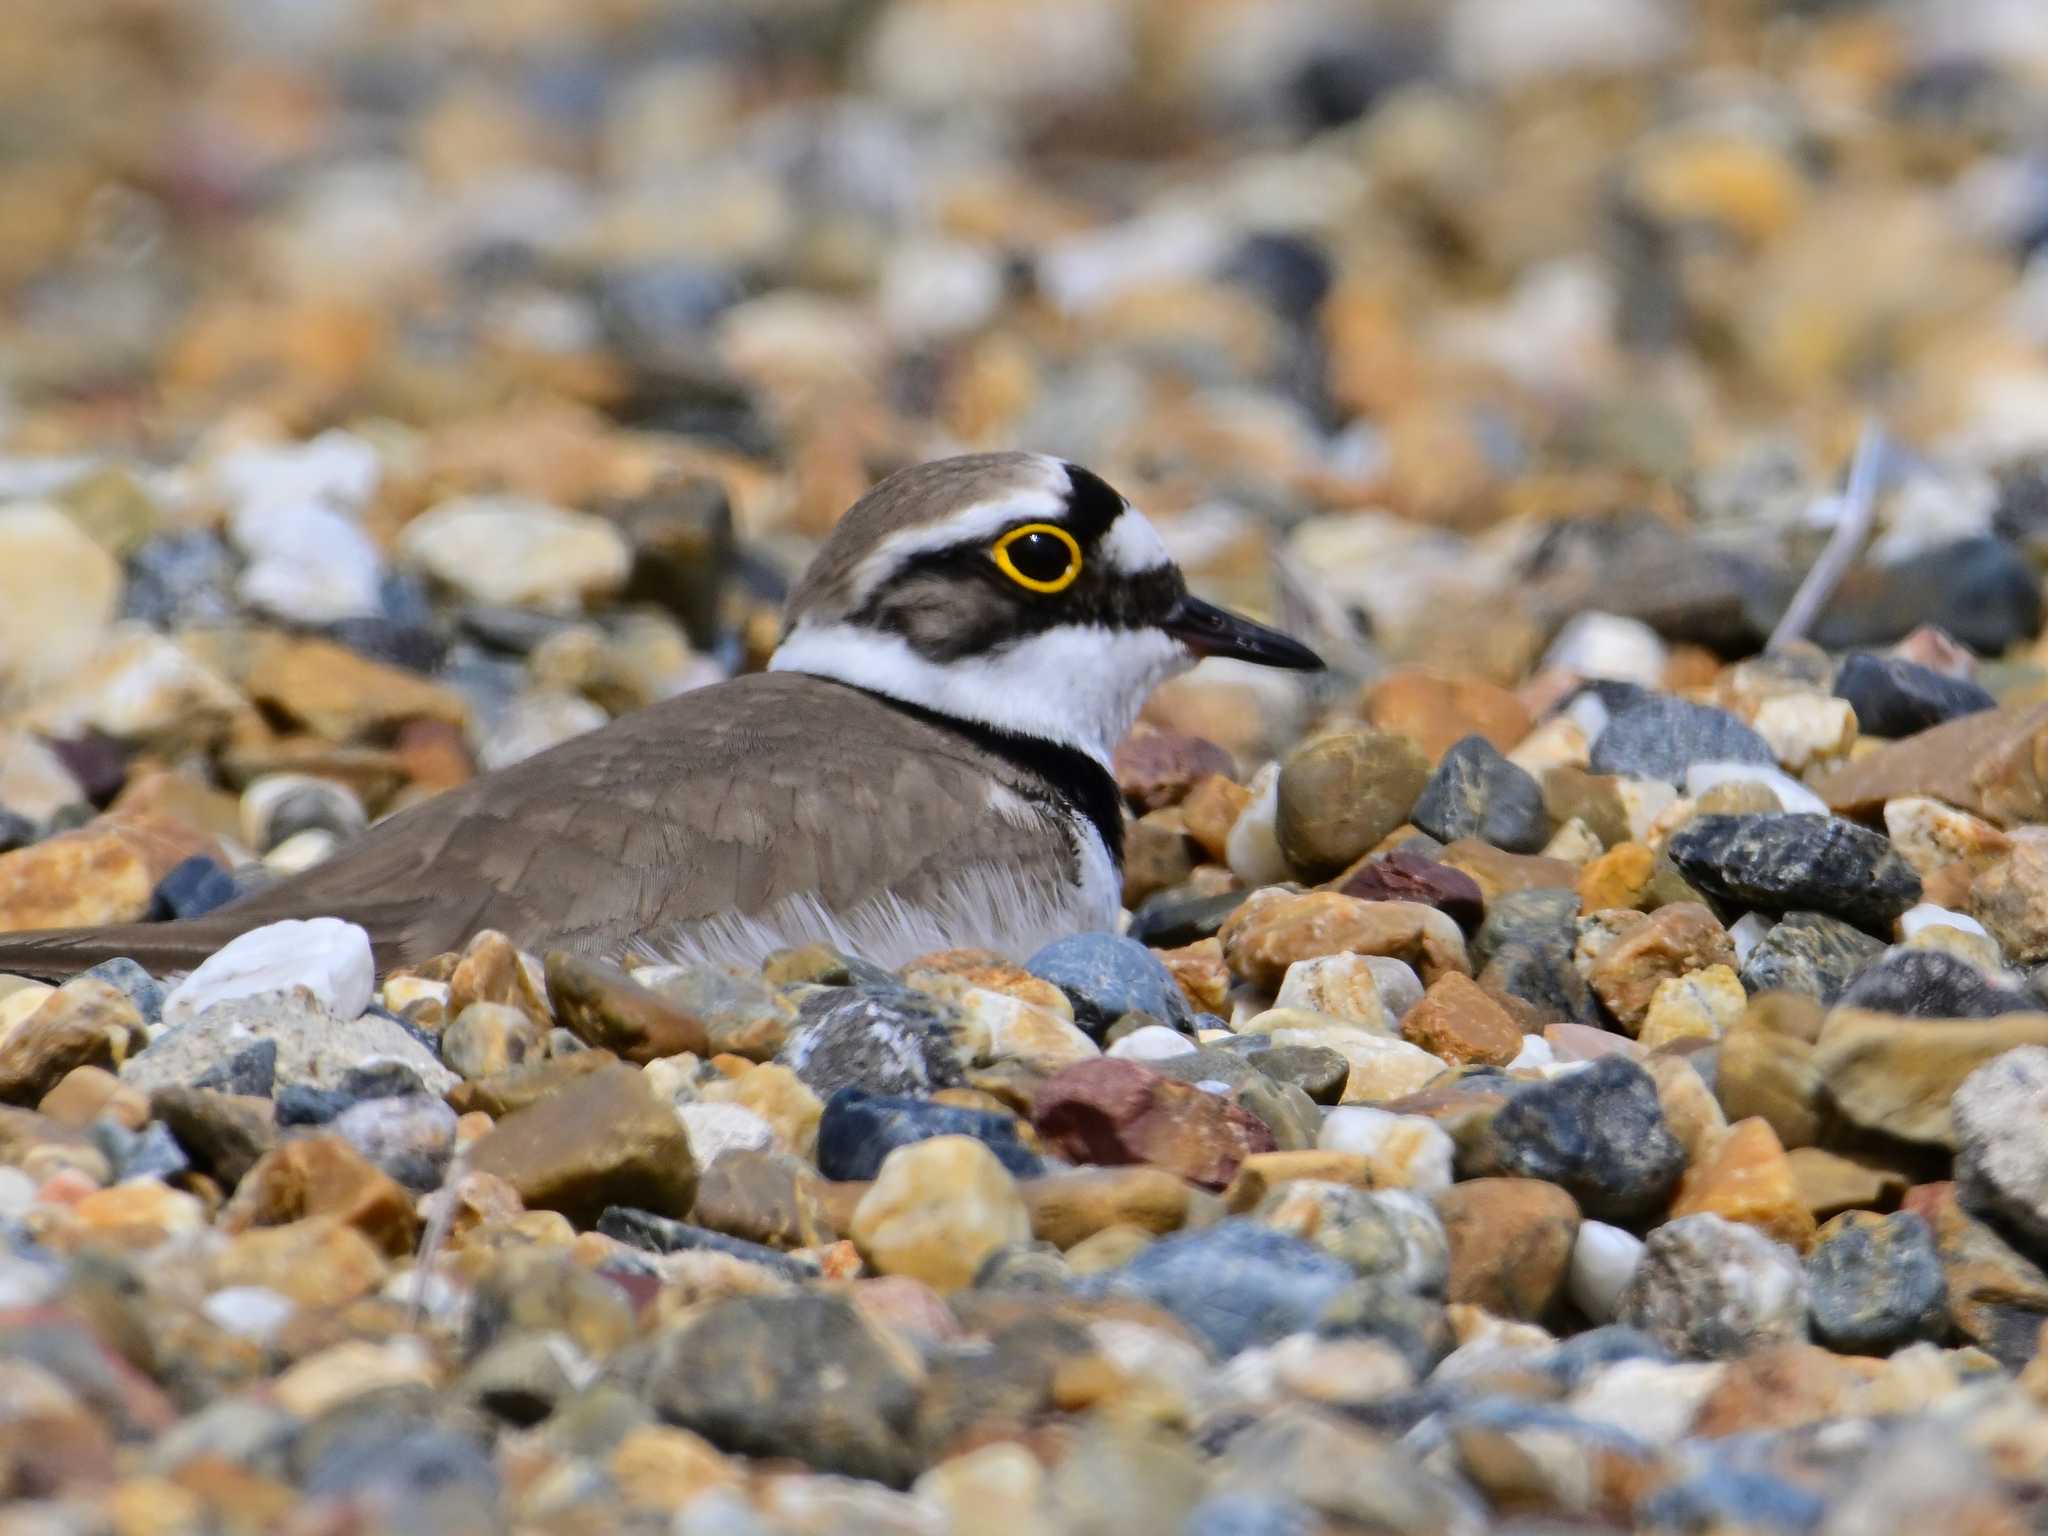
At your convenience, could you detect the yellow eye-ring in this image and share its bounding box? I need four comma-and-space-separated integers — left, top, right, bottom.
991, 522, 1083, 593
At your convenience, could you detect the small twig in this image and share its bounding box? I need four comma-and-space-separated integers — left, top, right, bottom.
1767, 418, 1887, 652
410, 1146, 469, 1330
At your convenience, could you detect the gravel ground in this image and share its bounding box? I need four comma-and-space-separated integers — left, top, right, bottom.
10, 2, 2048, 1533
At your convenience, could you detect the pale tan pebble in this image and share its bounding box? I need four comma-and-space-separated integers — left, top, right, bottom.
1540, 817, 1604, 865
1752, 692, 1857, 772
914, 1443, 1057, 1536
640, 1052, 703, 1106
1273, 953, 1393, 1033
1883, 796, 2011, 880
962, 988, 1099, 1073
1643, 795, 1697, 850
273, 1337, 438, 1419
1270, 1333, 1416, 1408
382, 975, 451, 1018
1506, 715, 1589, 776
1616, 778, 1679, 842
1225, 761, 1289, 886
0, 983, 55, 1041
849, 1135, 1031, 1292
1638, 965, 1746, 1051
1644, 1053, 1727, 1162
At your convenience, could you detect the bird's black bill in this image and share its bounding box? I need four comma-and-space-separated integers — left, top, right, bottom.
1165, 595, 1324, 670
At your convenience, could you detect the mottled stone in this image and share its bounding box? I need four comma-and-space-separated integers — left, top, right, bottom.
1916, 1181, 2048, 1367
1618, 1213, 1809, 1360
1738, 911, 1885, 1003
816, 1087, 1041, 1182
0, 813, 220, 932
1471, 888, 1598, 1027
1480, 1057, 1686, 1222
1805, 1210, 1947, 1355
1816, 1006, 2048, 1148
1275, 728, 1430, 879
1409, 735, 1551, 854
1971, 828, 2048, 964
1274, 953, 1395, 1033
0, 978, 135, 1105
439, 1002, 544, 1080
691, 1146, 835, 1251
1640, 965, 1747, 1050
1953, 1046, 2048, 1250
777, 989, 964, 1099
1584, 902, 1735, 1031
1838, 948, 2029, 1019
646, 1294, 921, 1485
1590, 696, 1775, 782
1715, 1025, 1823, 1150
638, 962, 798, 1059
1666, 814, 1920, 934
1219, 889, 1470, 991
1032, 1058, 1275, 1189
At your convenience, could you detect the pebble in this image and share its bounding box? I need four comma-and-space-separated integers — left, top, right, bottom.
1033, 1058, 1276, 1190
161, 918, 374, 1029
1738, 910, 1886, 1002
1666, 813, 1922, 934
399, 495, 631, 611
815, 1087, 1041, 1183
1568, 1222, 1645, 1324
1079, 1221, 1360, 1359
1588, 696, 1775, 782
849, 1136, 1032, 1292
1478, 1056, 1687, 1222
1617, 1213, 1810, 1360
1833, 651, 1997, 738
1816, 1006, 2048, 1148
1274, 727, 1431, 879
1437, 1178, 1579, 1321
1331, 851, 1486, 932
1409, 734, 1551, 854
1805, 1211, 1949, 1355
777, 989, 964, 1099
1220, 889, 1471, 992
1399, 972, 1524, 1066
1026, 932, 1187, 1033
1952, 1045, 2048, 1248
1838, 947, 2031, 1018
465, 1059, 696, 1226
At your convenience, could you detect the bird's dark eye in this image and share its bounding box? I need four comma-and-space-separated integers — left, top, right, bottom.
992, 523, 1082, 593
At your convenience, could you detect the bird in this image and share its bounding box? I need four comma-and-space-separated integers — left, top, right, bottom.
0, 452, 1321, 979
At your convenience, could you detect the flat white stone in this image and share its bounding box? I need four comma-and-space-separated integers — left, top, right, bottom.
1898, 903, 1991, 942
1106, 1024, 1198, 1061
163, 916, 375, 1029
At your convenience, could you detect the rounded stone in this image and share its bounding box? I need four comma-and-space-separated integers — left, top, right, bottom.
1275, 728, 1429, 880
1617, 1213, 1809, 1360
850, 1135, 1034, 1293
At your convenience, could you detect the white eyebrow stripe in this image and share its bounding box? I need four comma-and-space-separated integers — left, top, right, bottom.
1100, 505, 1172, 574
847, 459, 1070, 599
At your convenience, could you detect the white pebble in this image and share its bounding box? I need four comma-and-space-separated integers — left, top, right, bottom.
0, 1165, 36, 1218
163, 916, 375, 1029
1898, 903, 1991, 942
1106, 1025, 1198, 1061
1569, 1220, 1645, 1322
1684, 761, 1828, 816
202, 1286, 297, 1344
1507, 1034, 1554, 1071
1225, 761, 1290, 886
1544, 612, 1666, 688
676, 1102, 776, 1165
1317, 1106, 1456, 1194
1729, 912, 1774, 964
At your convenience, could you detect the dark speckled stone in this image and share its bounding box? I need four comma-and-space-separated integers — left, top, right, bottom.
1666, 813, 1921, 934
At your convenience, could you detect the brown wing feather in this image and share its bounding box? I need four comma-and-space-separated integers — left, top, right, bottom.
0, 674, 1072, 978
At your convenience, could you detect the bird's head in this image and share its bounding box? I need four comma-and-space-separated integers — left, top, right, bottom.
770, 452, 1323, 762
